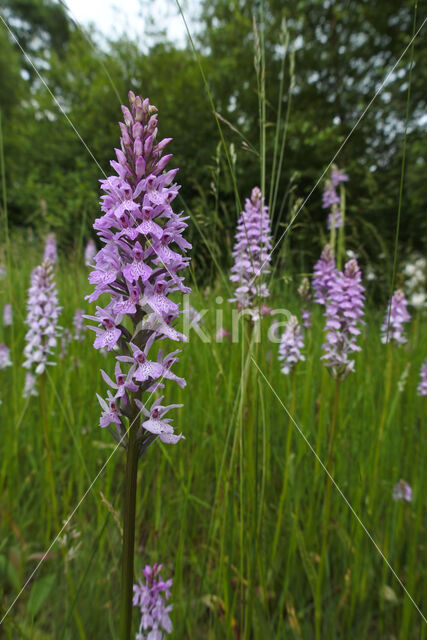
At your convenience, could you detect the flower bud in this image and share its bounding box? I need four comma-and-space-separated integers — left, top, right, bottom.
144, 135, 153, 156
134, 137, 143, 157
156, 138, 173, 152
156, 154, 172, 173
147, 116, 158, 134
135, 156, 146, 179
132, 122, 143, 138
119, 123, 132, 147
135, 105, 143, 122
121, 106, 133, 128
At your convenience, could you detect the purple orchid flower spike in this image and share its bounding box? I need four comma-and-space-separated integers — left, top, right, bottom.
278, 316, 305, 375
43, 233, 58, 265
381, 289, 411, 345
86, 92, 190, 456
229, 187, 273, 321
312, 244, 337, 306
321, 258, 365, 379
23, 259, 61, 380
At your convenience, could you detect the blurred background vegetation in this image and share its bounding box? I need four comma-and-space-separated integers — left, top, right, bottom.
0, 0, 426, 283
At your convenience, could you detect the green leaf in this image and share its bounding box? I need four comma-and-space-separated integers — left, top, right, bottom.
27, 574, 56, 619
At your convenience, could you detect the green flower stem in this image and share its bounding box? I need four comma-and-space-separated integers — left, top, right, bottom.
337, 181, 346, 270
41, 372, 58, 538
270, 370, 296, 565
315, 378, 341, 640
120, 413, 139, 640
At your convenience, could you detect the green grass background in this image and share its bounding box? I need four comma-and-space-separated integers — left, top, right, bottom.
0, 235, 425, 639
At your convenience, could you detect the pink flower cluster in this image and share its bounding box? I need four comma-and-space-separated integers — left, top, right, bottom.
229, 187, 272, 320
86, 92, 191, 450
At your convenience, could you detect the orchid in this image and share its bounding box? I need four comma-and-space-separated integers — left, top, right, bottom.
229, 187, 273, 320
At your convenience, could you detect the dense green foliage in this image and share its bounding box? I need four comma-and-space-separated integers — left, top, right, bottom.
0, 0, 426, 282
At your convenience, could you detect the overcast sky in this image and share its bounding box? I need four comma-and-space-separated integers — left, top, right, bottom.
64, 0, 198, 47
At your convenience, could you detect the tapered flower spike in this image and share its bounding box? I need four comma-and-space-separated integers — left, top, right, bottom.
278, 316, 305, 375
23, 259, 61, 377
229, 187, 273, 320
417, 358, 427, 396
43, 233, 57, 265
381, 289, 411, 345
87, 92, 191, 640
86, 91, 191, 452
321, 258, 365, 380
312, 244, 337, 306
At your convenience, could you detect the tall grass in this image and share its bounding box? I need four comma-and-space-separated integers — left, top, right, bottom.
0, 236, 425, 638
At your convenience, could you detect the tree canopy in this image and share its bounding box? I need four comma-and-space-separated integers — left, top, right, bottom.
0, 0, 425, 281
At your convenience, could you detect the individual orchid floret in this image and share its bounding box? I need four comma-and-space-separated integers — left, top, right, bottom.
321, 258, 365, 380
312, 244, 337, 306
86, 92, 191, 452
0, 343, 12, 370
86, 307, 122, 351
23, 259, 61, 377
417, 358, 427, 396
278, 316, 305, 375
381, 289, 411, 345
136, 396, 184, 445
133, 563, 173, 640
392, 480, 412, 502
43, 233, 57, 265
84, 238, 97, 266
97, 391, 123, 433
229, 187, 273, 320
3, 303, 12, 327
101, 361, 138, 404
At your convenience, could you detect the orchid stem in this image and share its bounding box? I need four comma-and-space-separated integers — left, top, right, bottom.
120, 415, 139, 640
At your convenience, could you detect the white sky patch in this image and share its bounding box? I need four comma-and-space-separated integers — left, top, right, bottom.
64, 0, 198, 48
